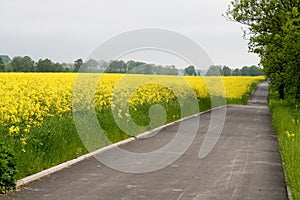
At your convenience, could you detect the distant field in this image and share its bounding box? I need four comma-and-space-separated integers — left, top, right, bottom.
0, 73, 264, 179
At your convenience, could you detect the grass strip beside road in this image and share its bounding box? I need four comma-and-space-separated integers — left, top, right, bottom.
270, 97, 300, 200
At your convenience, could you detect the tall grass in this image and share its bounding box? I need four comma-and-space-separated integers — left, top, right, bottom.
0, 113, 87, 179
269, 95, 300, 200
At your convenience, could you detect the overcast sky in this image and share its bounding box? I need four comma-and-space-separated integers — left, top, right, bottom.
0, 0, 259, 69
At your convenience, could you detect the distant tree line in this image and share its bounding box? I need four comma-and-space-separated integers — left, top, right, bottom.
182, 65, 263, 76
205, 65, 263, 76
0, 56, 179, 75
0, 56, 73, 72
75, 58, 179, 75
183, 65, 200, 76
0, 55, 263, 77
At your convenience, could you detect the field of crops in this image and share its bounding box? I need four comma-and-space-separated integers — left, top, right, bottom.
0, 73, 264, 179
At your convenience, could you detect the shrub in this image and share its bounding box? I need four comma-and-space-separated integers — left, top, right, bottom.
0, 143, 17, 194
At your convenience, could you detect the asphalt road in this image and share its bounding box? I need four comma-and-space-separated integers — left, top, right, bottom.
1, 82, 288, 200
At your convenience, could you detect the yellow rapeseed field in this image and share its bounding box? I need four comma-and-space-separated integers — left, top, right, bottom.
0, 73, 264, 138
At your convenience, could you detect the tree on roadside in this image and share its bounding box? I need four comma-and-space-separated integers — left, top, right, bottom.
282, 19, 300, 101
227, 0, 300, 101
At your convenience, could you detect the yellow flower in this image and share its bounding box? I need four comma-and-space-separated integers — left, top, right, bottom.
0, 73, 264, 139
21, 138, 27, 145
286, 131, 295, 138
8, 125, 20, 135
8, 126, 15, 134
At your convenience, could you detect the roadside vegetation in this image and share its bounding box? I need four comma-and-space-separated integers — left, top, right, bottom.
0, 73, 264, 193
269, 92, 300, 200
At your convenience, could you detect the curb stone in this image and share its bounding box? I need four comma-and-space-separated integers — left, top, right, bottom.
287, 186, 293, 200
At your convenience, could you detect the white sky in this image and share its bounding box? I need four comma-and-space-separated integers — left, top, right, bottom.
0, 0, 259, 69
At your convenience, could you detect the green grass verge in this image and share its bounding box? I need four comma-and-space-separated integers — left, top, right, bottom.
0, 113, 88, 179
269, 96, 300, 200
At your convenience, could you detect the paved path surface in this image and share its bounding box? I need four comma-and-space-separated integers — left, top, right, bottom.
1, 82, 287, 200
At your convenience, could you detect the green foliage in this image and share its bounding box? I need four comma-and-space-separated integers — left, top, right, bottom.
107, 60, 127, 73
0, 143, 17, 194
0, 55, 11, 63
127, 60, 145, 71
206, 65, 224, 76
77, 59, 179, 75
125, 61, 178, 75
36, 58, 64, 72
184, 65, 197, 76
241, 65, 263, 76
269, 96, 300, 200
232, 68, 241, 76
80, 59, 100, 72
0, 58, 4, 72
158, 65, 179, 75
4, 63, 13, 72
205, 65, 263, 76
282, 12, 300, 104
9, 56, 71, 73
11, 56, 35, 72
223, 66, 232, 76
74, 58, 83, 72
227, 0, 300, 102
